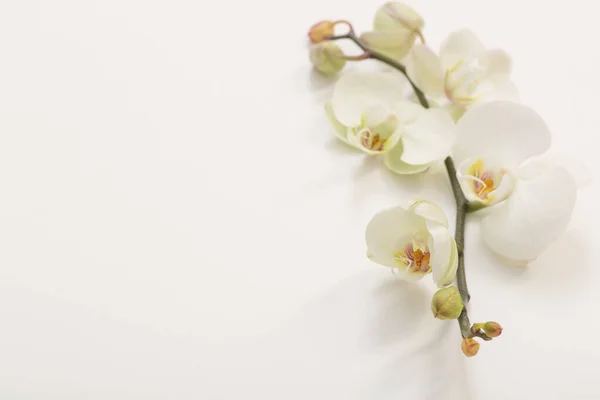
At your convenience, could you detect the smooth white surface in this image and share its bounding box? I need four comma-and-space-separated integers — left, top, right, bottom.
0, 0, 598, 398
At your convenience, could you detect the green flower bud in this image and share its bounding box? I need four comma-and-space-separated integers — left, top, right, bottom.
373, 2, 424, 33
359, 2, 425, 60
309, 42, 346, 75
483, 321, 503, 338
431, 286, 463, 320
461, 338, 480, 357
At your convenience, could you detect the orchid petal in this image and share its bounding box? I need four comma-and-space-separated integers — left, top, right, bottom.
479, 49, 512, 78
406, 44, 445, 99
408, 200, 449, 227
408, 200, 457, 287
398, 106, 456, 165
440, 29, 485, 71
481, 163, 577, 262
324, 101, 351, 143
383, 142, 429, 174
453, 101, 551, 168
332, 72, 410, 127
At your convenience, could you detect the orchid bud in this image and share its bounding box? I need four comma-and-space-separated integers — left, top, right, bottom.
431, 286, 463, 320
483, 321, 503, 338
309, 42, 346, 75
361, 2, 425, 60
308, 20, 335, 43
373, 2, 424, 33
461, 338, 480, 357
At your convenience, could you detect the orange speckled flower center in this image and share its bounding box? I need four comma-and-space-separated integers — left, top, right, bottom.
467, 159, 496, 200
394, 243, 431, 273
360, 130, 388, 152
356, 114, 398, 153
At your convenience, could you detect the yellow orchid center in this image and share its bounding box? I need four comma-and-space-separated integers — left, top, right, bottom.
359, 130, 388, 152
355, 113, 398, 153
394, 242, 431, 274
467, 158, 498, 201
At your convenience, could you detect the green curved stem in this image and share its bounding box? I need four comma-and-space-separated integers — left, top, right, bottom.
326, 32, 429, 108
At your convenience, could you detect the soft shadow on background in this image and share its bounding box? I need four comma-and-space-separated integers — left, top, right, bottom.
259, 270, 472, 400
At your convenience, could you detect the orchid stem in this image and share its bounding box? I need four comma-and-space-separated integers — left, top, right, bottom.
445, 157, 480, 339
326, 32, 429, 108
326, 30, 490, 340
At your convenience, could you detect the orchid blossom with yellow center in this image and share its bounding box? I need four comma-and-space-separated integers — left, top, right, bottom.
366, 200, 458, 286
452, 101, 578, 263
325, 71, 456, 174
406, 29, 518, 121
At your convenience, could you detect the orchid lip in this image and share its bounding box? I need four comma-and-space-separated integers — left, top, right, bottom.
457, 158, 514, 204
393, 237, 431, 274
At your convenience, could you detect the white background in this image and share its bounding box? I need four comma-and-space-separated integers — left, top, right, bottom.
0, 0, 598, 398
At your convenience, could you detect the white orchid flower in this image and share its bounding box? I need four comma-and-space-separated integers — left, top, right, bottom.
360, 2, 425, 60
406, 29, 518, 120
366, 200, 458, 287
325, 71, 455, 174
453, 101, 577, 263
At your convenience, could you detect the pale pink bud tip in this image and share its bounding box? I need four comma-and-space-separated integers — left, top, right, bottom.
461, 338, 480, 357
308, 20, 335, 43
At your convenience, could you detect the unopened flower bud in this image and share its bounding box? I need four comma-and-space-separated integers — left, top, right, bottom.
483, 321, 503, 338
373, 2, 424, 33
361, 2, 425, 60
309, 42, 346, 75
461, 338, 480, 357
308, 20, 335, 43
431, 286, 463, 320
